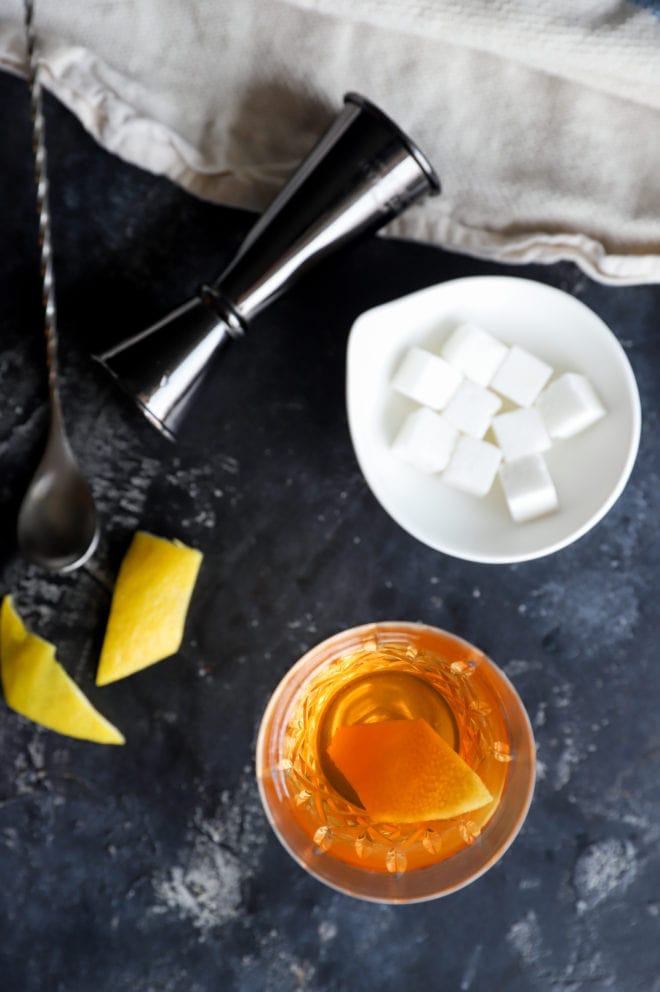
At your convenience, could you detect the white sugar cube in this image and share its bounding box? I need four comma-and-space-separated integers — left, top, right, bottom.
441, 323, 508, 387
490, 345, 553, 406
492, 408, 552, 462
392, 407, 458, 474
443, 436, 502, 497
392, 346, 462, 410
443, 380, 502, 439
535, 372, 606, 439
499, 455, 559, 523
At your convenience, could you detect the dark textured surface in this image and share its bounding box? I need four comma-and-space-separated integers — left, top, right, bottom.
1, 70, 659, 991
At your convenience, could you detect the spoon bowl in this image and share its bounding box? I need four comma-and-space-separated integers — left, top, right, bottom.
17, 414, 99, 572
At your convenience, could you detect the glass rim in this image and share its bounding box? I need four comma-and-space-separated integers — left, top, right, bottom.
256, 621, 536, 903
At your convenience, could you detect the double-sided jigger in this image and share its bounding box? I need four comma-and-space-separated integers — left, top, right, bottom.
96, 94, 440, 440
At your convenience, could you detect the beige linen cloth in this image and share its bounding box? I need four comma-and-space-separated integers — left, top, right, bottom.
1, 0, 660, 284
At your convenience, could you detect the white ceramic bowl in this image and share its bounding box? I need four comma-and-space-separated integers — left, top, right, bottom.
346, 276, 641, 564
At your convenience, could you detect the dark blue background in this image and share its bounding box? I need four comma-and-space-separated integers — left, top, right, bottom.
1, 71, 659, 991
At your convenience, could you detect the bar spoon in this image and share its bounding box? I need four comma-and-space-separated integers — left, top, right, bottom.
16, 0, 98, 572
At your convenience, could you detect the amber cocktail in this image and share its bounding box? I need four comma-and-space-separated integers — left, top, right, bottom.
256, 622, 535, 902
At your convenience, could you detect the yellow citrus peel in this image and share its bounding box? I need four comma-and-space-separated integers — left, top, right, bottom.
96, 531, 203, 686
0, 596, 124, 744
327, 717, 492, 823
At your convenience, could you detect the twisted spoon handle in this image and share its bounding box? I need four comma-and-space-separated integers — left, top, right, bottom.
23, 0, 61, 419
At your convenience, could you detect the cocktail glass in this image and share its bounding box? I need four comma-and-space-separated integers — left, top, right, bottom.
256, 621, 535, 902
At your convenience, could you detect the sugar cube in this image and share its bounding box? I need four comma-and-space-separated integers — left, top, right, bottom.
492, 408, 552, 462
391, 407, 458, 474
443, 436, 502, 497
490, 345, 553, 406
441, 323, 509, 387
443, 380, 502, 439
535, 372, 606, 439
499, 455, 559, 523
392, 346, 462, 410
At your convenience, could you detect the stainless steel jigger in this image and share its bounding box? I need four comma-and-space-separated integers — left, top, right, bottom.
95, 93, 440, 440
